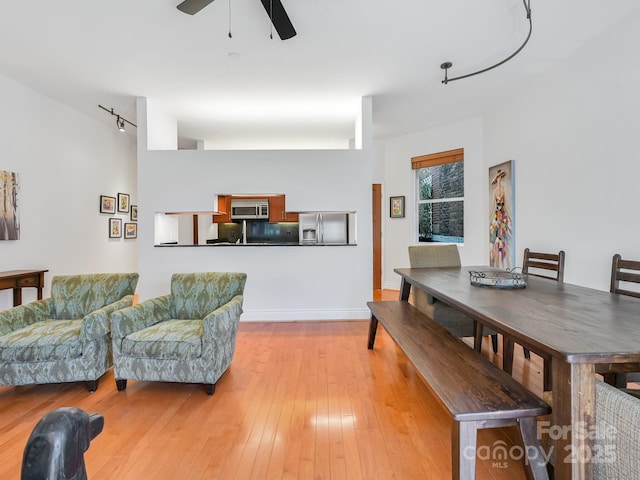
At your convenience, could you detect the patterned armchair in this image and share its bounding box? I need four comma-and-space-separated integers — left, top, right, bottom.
0, 273, 139, 391
110, 272, 247, 395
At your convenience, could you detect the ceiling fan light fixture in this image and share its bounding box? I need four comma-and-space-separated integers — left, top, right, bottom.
177, 0, 296, 40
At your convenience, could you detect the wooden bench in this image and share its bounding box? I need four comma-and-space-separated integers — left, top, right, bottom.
367, 301, 550, 480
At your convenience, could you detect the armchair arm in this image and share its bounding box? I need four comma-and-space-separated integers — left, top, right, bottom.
110, 295, 173, 340
80, 294, 135, 341
203, 295, 243, 344
0, 298, 54, 336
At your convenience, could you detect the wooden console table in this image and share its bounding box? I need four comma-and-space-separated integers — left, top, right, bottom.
0, 270, 48, 306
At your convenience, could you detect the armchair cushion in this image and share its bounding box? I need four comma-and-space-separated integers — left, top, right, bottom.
172, 272, 242, 319
52, 273, 138, 319
0, 320, 82, 362
122, 319, 203, 360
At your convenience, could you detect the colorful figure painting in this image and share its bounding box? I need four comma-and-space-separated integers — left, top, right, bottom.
0, 170, 20, 240
489, 161, 514, 269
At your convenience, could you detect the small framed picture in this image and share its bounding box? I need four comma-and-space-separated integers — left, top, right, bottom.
390, 196, 405, 218
130, 205, 138, 221
100, 195, 116, 214
124, 223, 137, 239
109, 218, 122, 238
117, 193, 130, 213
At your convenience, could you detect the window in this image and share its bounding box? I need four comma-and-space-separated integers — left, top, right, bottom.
412, 148, 464, 243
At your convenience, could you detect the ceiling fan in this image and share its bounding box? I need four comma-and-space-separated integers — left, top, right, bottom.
177, 0, 296, 40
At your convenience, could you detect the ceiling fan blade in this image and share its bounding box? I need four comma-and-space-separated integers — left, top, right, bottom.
177, 0, 216, 15
259, 0, 296, 40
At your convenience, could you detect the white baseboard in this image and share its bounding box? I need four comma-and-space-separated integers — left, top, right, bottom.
240, 308, 370, 322
382, 280, 401, 291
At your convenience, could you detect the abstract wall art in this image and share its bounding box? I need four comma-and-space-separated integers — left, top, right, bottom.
489, 160, 514, 269
0, 170, 20, 240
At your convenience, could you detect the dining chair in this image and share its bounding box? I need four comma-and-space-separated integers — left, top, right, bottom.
610, 253, 640, 298
408, 245, 499, 353
505, 248, 565, 391
521, 248, 566, 360
522, 248, 565, 282
600, 254, 640, 388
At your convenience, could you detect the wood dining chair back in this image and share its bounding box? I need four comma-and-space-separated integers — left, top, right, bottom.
522, 248, 565, 282
508, 248, 566, 391
407, 245, 498, 354
610, 254, 640, 298
601, 254, 640, 388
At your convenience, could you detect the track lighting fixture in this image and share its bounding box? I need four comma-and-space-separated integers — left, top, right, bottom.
98, 105, 137, 132
440, 0, 532, 85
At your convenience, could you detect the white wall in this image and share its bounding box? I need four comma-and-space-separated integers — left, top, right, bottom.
382, 117, 485, 290
5, 8, 635, 314
483, 8, 640, 291
381, 9, 640, 293
136, 99, 374, 321
0, 74, 138, 309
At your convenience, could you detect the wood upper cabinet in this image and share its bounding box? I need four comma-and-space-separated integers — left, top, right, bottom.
269, 195, 298, 223
284, 211, 299, 222
214, 194, 298, 223
213, 195, 232, 223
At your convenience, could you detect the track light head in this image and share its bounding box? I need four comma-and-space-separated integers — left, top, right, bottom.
98, 105, 137, 132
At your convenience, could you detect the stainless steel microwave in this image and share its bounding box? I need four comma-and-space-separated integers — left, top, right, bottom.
230, 199, 269, 220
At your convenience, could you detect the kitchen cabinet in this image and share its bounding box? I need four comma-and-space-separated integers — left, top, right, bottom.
213, 194, 297, 223
213, 195, 232, 223
285, 211, 299, 222
269, 195, 299, 223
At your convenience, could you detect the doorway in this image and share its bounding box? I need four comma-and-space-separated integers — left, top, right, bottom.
372, 184, 382, 290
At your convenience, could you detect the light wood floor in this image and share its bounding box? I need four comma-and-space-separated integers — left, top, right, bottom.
0, 290, 545, 479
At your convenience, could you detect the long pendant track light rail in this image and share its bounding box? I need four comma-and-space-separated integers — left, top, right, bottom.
98, 105, 137, 132
441, 0, 532, 85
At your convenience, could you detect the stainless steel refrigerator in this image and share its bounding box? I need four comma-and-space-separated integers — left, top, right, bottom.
298, 212, 349, 245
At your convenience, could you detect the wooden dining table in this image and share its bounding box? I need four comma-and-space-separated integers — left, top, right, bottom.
394, 266, 640, 480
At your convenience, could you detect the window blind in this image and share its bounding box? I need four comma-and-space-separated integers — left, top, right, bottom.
411, 148, 464, 170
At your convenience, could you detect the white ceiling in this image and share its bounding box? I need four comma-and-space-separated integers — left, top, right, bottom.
1, 0, 639, 149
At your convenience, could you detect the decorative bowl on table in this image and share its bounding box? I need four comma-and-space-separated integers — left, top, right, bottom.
469, 270, 527, 289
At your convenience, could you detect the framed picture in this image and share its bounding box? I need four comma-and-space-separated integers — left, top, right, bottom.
0, 170, 20, 240
390, 196, 405, 218
109, 218, 122, 238
489, 160, 515, 270
130, 205, 138, 221
124, 223, 137, 239
117, 193, 130, 213
100, 195, 116, 214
